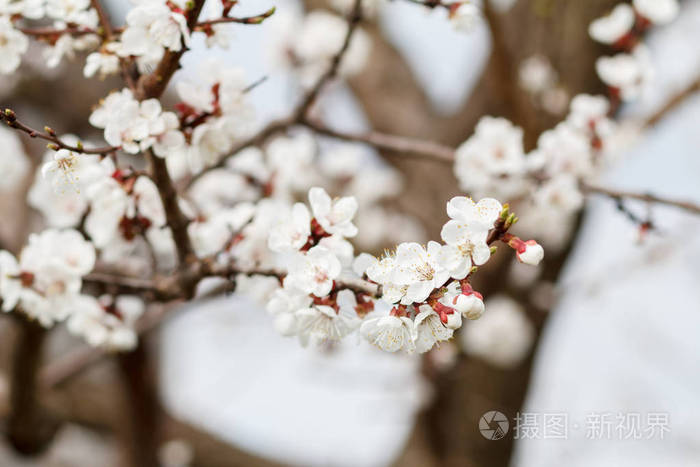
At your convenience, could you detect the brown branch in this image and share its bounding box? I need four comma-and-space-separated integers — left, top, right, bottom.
90, 0, 138, 90
0, 109, 118, 155
643, 76, 700, 128
146, 151, 196, 265
194, 7, 277, 28
135, 0, 207, 100
130, 1, 210, 267
294, 0, 363, 121
117, 339, 161, 467
303, 118, 455, 162
188, 0, 368, 185
582, 182, 700, 215
18, 25, 99, 37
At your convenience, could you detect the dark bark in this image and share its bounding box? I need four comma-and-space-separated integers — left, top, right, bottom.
117, 340, 162, 467
6, 317, 60, 455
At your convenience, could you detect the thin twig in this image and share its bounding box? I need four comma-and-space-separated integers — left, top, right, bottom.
582, 182, 700, 215
18, 25, 99, 37
90, 0, 138, 90
303, 118, 456, 162
0, 110, 118, 155
294, 0, 363, 121
643, 76, 700, 128
194, 7, 276, 28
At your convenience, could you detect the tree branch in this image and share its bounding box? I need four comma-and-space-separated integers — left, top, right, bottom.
303, 118, 455, 162
582, 182, 700, 215
134, 0, 207, 100
194, 7, 276, 28
294, 0, 363, 120
0, 109, 118, 155
642, 76, 700, 128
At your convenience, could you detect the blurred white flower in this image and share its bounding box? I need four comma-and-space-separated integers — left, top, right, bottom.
633, 0, 679, 25
596, 46, 654, 101
461, 295, 534, 368
0, 16, 28, 74
588, 3, 635, 44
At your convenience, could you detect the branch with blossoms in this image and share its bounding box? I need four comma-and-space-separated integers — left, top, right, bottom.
0, 0, 697, 358
0, 0, 695, 460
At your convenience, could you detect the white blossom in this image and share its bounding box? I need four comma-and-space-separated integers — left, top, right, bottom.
266, 287, 312, 336
360, 314, 415, 353
588, 4, 635, 44
413, 305, 453, 353
0, 251, 21, 312
308, 187, 358, 237
450, 3, 480, 32
451, 292, 485, 320
46, 0, 97, 26
0, 125, 29, 191
0, 16, 28, 74
295, 290, 360, 346
284, 246, 341, 297
268, 203, 311, 252
439, 197, 501, 279
391, 241, 449, 304
633, 0, 679, 25
41, 147, 113, 194
0, 0, 45, 19
596, 46, 653, 101
67, 294, 144, 349
454, 116, 527, 199
0, 229, 95, 326
518, 55, 557, 94
270, 10, 371, 86
188, 204, 255, 258
118, 0, 190, 68
84, 49, 120, 79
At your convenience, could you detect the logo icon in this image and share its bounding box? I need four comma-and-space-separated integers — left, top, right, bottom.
479, 411, 509, 440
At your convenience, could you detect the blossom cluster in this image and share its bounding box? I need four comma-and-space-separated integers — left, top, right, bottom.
454, 92, 616, 248
90, 88, 185, 156
453, 1, 681, 250
0, 229, 144, 349
0, 0, 256, 78
591, 0, 679, 101
268, 9, 371, 87
0, 0, 597, 362
0, 0, 100, 74
259, 188, 543, 354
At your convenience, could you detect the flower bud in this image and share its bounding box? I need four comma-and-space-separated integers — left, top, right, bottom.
516, 240, 544, 266
453, 293, 485, 320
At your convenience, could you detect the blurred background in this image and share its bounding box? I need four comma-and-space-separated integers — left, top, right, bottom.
0, 0, 699, 466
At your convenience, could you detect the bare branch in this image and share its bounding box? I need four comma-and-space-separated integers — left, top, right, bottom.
18, 25, 99, 37
0, 109, 118, 155
643, 76, 700, 128
194, 7, 276, 28
135, 0, 207, 100
582, 182, 700, 215
294, 0, 363, 120
303, 118, 455, 162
